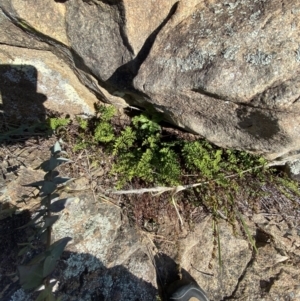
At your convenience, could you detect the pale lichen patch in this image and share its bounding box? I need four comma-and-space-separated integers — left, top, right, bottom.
246, 50, 273, 65
223, 46, 239, 61
63, 253, 103, 279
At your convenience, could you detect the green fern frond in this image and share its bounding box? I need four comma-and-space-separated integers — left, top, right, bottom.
156, 147, 181, 185
113, 126, 136, 155
96, 104, 116, 122
94, 122, 115, 143
182, 141, 221, 178
76, 117, 88, 130
47, 117, 70, 131
142, 133, 160, 149
132, 114, 161, 134
136, 149, 155, 182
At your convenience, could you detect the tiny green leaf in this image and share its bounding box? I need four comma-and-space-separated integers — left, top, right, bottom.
39, 230, 48, 244
49, 237, 72, 260
43, 255, 57, 278
28, 251, 48, 265
35, 289, 48, 301
35, 285, 56, 301
18, 245, 30, 256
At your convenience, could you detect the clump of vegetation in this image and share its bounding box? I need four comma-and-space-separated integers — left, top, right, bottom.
3, 103, 298, 272
47, 117, 70, 132
59, 104, 299, 259
17, 141, 74, 301
93, 105, 116, 143
112, 113, 181, 187
70, 105, 268, 190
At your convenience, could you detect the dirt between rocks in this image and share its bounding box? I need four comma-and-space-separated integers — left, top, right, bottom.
0, 133, 300, 301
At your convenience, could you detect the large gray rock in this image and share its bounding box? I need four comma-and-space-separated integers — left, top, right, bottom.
133, 0, 300, 160
1, 0, 300, 159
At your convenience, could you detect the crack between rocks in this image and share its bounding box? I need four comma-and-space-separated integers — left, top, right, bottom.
292, 95, 300, 104
0, 41, 48, 51
117, 2, 135, 56
191, 88, 292, 114
191, 87, 228, 102
132, 1, 179, 74
106, 2, 180, 90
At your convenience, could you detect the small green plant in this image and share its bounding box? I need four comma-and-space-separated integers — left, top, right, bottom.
112, 113, 181, 187
17, 140, 74, 301
182, 140, 223, 178
76, 116, 89, 130
182, 142, 267, 184
72, 105, 116, 151
93, 105, 116, 143
47, 117, 70, 131
71, 106, 267, 191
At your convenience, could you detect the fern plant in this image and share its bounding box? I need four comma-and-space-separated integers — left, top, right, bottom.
112, 113, 181, 187
182, 141, 223, 179
93, 105, 116, 143
17, 141, 74, 301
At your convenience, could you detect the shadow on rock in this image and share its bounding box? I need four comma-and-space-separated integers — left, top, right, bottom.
0, 64, 47, 144
54, 250, 157, 301
1, 210, 200, 301
154, 252, 202, 300
236, 108, 280, 140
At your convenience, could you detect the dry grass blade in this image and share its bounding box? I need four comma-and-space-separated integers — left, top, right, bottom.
171, 194, 184, 228
236, 210, 258, 253
112, 165, 266, 196
84, 149, 97, 203
112, 186, 174, 195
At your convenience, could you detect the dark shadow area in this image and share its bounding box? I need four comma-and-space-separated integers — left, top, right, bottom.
53, 251, 157, 301
0, 209, 201, 301
255, 228, 272, 248
105, 2, 179, 92
0, 64, 47, 143
154, 252, 202, 300
0, 209, 32, 300
236, 107, 280, 140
